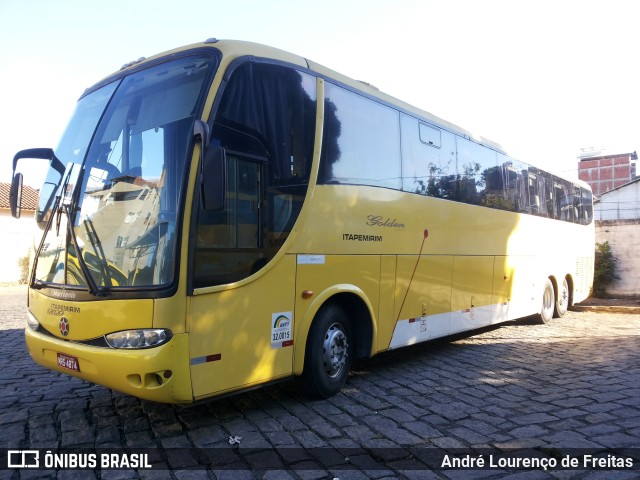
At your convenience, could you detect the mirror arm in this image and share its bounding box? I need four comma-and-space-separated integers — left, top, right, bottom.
12, 148, 53, 173
11, 148, 65, 219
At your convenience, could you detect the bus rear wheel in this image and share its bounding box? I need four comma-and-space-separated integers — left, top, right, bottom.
554, 277, 570, 317
537, 278, 555, 324
298, 304, 352, 399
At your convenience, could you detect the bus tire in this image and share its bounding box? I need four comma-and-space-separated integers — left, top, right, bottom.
554, 277, 569, 318
298, 304, 352, 399
537, 278, 555, 324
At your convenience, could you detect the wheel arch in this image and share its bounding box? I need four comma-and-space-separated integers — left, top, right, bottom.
548, 274, 559, 298
293, 285, 376, 376
565, 274, 575, 308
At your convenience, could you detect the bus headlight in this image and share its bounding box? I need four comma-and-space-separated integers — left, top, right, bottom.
105, 329, 172, 349
27, 311, 40, 331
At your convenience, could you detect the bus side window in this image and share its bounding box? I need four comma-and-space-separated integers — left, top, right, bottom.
500, 158, 530, 213
455, 137, 499, 206
525, 169, 550, 218
193, 62, 316, 288
581, 188, 594, 224
320, 83, 401, 190
401, 114, 455, 198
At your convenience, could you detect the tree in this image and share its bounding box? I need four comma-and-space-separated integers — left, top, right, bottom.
593, 241, 619, 297
17, 252, 30, 284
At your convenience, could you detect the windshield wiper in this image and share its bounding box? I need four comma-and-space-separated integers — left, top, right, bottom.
30, 168, 67, 290
62, 205, 107, 297
30, 197, 60, 290
29, 164, 107, 297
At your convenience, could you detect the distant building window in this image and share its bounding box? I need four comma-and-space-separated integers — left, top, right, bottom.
116, 236, 129, 248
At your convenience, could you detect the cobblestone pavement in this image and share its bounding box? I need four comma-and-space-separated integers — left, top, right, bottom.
1, 285, 639, 479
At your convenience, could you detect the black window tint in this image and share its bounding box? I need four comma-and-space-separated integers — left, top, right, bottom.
401, 114, 456, 198
552, 178, 575, 222
319, 83, 401, 189
194, 62, 316, 287
501, 157, 530, 213
580, 188, 593, 224
455, 137, 498, 205
213, 63, 316, 183
525, 168, 552, 218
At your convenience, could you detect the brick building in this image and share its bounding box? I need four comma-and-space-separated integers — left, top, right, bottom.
578, 148, 638, 196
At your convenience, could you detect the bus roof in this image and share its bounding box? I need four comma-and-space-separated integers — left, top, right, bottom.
91, 39, 588, 189
92, 39, 503, 152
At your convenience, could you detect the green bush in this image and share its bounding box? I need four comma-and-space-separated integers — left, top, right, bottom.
593, 241, 619, 297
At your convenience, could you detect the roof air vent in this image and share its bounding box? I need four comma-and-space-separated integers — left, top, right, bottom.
120, 57, 145, 71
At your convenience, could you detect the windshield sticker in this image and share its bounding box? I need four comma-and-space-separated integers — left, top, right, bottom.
271, 312, 293, 349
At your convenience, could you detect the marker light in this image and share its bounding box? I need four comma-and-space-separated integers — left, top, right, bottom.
105, 329, 172, 349
27, 311, 40, 331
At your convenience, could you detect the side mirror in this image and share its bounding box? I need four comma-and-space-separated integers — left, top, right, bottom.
11, 147, 64, 221
9, 173, 23, 219
201, 145, 226, 211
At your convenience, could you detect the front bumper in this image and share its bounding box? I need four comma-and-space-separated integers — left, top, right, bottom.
25, 328, 193, 403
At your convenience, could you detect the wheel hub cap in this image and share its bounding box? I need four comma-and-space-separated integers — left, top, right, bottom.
323, 323, 348, 378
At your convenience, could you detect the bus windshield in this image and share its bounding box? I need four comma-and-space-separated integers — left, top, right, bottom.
33, 54, 216, 291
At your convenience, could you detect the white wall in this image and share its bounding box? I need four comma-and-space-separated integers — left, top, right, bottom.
595, 180, 640, 221
0, 209, 36, 283
596, 220, 640, 297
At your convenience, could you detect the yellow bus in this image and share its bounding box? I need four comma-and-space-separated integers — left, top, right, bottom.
11, 39, 594, 403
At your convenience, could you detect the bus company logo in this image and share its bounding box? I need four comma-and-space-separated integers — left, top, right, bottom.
48, 303, 81, 317
59, 317, 70, 336
366, 215, 405, 229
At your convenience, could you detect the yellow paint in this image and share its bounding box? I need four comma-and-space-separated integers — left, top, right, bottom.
389, 255, 454, 344
451, 256, 494, 313
29, 289, 153, 340
293, 257, 380, 375
25, 328, 192, 403
189, 255, 296, 399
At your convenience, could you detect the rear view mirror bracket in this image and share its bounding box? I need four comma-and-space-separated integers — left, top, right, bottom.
10, 148, 62, 219
201, 144, 226, 211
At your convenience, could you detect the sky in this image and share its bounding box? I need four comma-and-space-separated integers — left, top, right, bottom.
1, 0, 639, 187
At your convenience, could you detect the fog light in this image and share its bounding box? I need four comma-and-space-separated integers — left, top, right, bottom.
105, 329, 172, 349
27, 311, 39, 331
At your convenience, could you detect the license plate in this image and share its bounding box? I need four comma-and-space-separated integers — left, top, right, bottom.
57, 352, 80, 372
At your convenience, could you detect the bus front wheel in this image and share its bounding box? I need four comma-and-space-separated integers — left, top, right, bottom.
538, 278, 555, 324
298, 304, 353, 399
